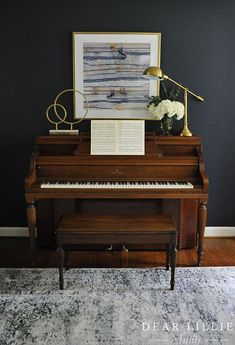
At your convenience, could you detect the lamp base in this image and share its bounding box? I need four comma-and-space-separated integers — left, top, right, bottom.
180, 126, 192, 137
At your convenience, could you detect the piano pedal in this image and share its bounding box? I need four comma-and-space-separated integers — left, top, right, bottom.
122, 245, 129, 252
106, 244, 113, 251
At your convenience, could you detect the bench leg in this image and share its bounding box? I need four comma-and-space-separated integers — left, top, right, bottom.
64, 249, 70, 270
166, 245, 170, 270
57, 247, 64, 290
170, 241, 177, 290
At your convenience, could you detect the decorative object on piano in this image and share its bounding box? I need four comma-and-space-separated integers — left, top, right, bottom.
148, 90, 184, 136
143, 66, 204, 136
46, 88, 89, 135
73, 32, 161, 119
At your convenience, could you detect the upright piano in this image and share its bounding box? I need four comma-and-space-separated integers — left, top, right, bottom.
25, 133, 208, 265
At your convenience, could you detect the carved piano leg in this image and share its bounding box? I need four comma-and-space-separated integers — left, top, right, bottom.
197, 201, 207, 266
57, 247, 64, 290
27, 202, 36, 266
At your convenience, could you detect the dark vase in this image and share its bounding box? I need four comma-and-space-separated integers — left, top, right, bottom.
160, 115, 174, 136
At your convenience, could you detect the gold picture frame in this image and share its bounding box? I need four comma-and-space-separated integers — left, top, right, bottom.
73, 32, 161, 119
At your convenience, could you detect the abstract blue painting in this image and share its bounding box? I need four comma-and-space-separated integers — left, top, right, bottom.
83, 43, 150, 111
73, 33, 161, 119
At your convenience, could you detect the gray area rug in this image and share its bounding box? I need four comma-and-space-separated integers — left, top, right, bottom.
0, 267, 235, 345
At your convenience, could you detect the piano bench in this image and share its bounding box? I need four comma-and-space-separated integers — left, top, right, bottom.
56, 214, 178, 291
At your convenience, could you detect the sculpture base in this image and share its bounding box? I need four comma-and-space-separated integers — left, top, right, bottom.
49, 130, 79, 136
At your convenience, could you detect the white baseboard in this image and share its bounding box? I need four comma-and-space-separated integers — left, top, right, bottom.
0, 227, 234, 237
0, 227, 36, 237
204, 227, 235, 237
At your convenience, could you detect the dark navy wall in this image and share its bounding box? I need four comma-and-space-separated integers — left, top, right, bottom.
1, 0, 235, 226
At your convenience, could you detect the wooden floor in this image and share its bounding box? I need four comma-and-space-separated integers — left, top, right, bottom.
0, 237, 235, 267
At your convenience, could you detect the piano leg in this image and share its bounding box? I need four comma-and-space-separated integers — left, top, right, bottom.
27, 202, 36, 266
57, 247, 64, 290
197, 201, 208, 266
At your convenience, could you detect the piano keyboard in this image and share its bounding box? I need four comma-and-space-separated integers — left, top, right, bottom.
40, 181, 194, 189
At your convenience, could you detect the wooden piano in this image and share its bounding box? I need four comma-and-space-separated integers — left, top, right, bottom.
25, 133, 208, 265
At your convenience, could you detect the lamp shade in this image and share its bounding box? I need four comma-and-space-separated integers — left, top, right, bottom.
143, 66, 167, 80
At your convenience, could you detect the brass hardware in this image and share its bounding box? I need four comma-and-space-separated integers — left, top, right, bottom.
106, 245, 129, 252
122, 245, 129, 252
143, 66, 204, 136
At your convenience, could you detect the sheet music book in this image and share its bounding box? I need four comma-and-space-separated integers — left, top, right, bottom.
91, 120, 145, 155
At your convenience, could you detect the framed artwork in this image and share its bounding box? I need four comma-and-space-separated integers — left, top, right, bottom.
73, 32, 161, 119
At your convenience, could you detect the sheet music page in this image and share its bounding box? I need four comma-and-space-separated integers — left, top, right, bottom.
118, 120, 144, 155
91, 120, 117, 155
91, 120, 145, 155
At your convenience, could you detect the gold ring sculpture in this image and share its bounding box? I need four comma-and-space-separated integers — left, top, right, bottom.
46, 103, 67, 131
46, 88, 89, 133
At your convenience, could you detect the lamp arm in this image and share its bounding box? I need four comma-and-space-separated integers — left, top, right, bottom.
166, 76, 204, 102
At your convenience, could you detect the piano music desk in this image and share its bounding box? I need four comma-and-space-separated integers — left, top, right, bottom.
56, 213, 178, 290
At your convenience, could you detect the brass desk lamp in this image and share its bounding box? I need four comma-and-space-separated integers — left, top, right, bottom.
143, 66, 204, 136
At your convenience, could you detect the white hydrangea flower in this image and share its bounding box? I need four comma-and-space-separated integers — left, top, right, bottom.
172, 101, 184, 120
148, 103, 165, 120
148, 99, 184, 121
148, 103, 156, 117
153, 104, 165, 120
159, 99, 175, 118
